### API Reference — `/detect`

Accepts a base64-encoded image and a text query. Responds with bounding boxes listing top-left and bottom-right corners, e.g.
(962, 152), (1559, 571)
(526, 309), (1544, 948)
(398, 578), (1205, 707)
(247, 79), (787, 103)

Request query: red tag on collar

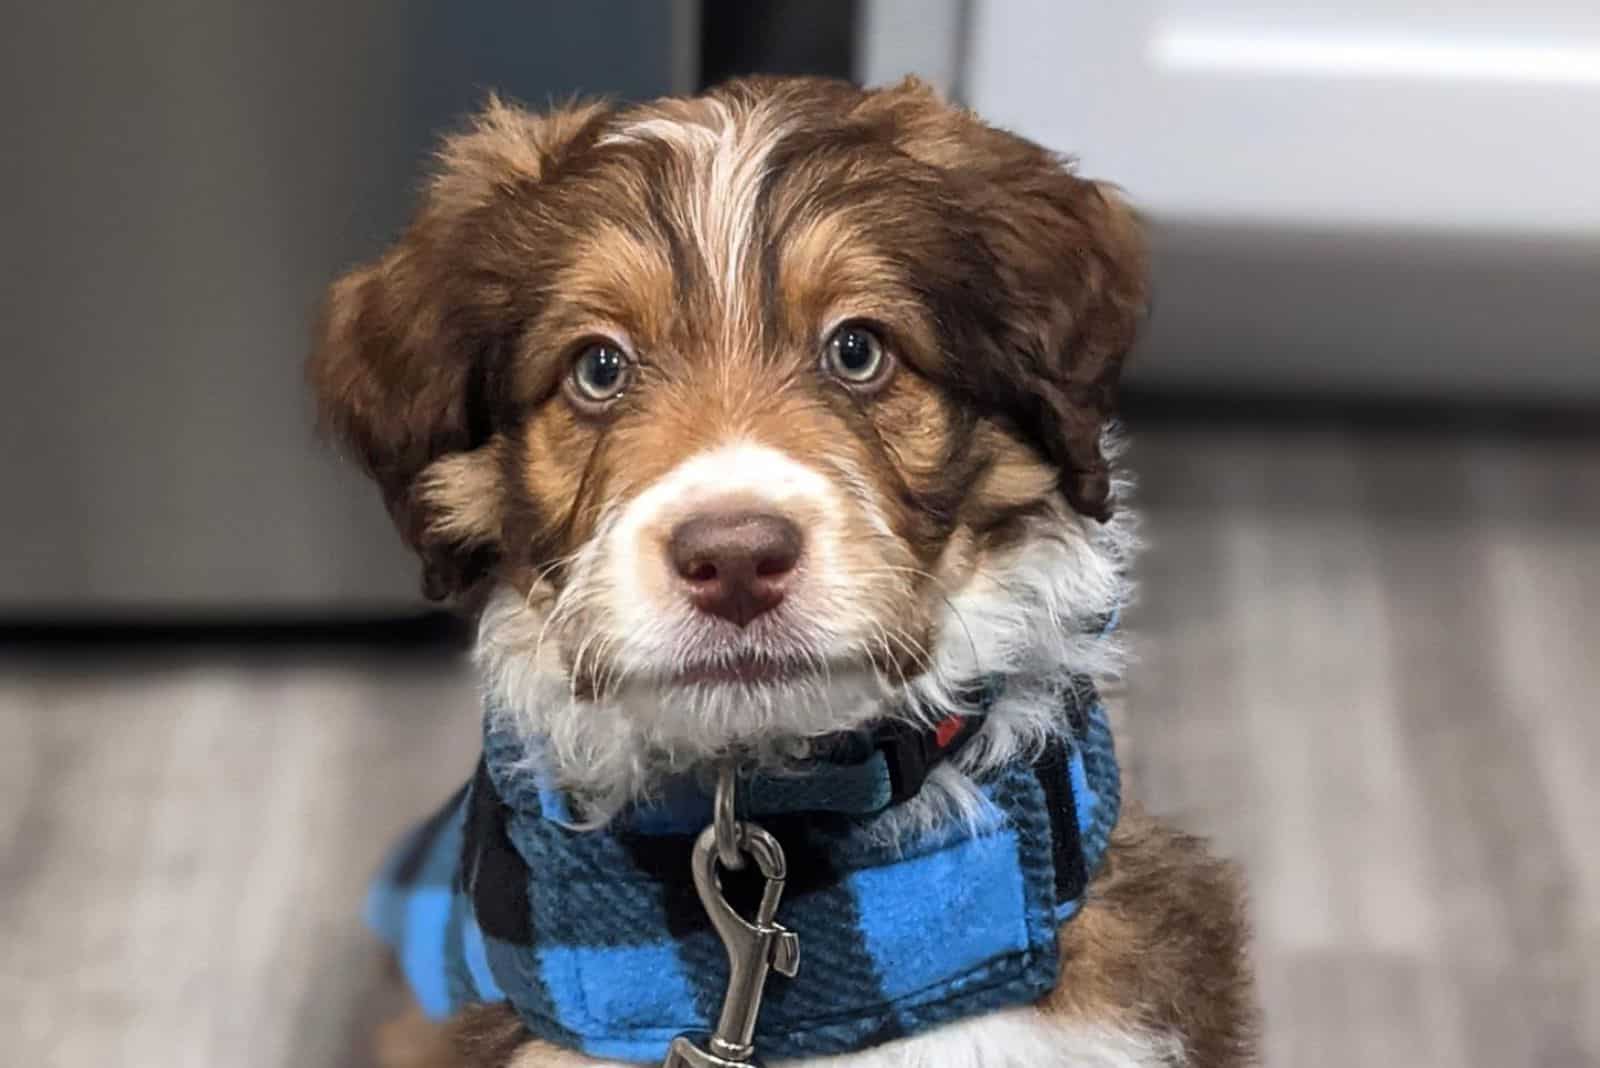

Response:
(934, 715), (967, 750)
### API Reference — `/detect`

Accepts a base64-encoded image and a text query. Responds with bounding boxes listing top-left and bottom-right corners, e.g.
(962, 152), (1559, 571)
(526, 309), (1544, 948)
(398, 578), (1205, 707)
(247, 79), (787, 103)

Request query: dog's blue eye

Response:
(824, 325), (890, 386)
(570, 342), (630, 404)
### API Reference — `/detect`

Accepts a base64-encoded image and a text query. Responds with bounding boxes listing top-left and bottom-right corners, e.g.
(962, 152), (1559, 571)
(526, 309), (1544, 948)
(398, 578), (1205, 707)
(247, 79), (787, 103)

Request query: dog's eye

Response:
(568, 341), (631, 406)
(823, 324), (892, 387)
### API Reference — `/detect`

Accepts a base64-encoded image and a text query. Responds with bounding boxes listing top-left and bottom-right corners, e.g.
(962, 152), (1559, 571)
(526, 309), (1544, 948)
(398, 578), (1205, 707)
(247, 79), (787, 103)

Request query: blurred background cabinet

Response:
(4, 0), (1595, 618)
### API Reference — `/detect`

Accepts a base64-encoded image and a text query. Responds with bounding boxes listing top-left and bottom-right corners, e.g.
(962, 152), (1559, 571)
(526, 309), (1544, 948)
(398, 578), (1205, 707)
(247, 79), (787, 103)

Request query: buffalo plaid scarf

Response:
(367, 674), (1120, 1062)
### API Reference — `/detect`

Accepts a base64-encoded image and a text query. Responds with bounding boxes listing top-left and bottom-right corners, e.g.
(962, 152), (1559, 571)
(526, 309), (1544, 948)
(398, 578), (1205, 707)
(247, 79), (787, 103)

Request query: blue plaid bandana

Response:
(367, 675), (1120, 1063)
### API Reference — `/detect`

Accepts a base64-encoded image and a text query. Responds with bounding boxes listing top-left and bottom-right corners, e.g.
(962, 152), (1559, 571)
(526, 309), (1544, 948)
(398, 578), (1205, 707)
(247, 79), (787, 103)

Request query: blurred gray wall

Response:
(1, 2), (691, 617)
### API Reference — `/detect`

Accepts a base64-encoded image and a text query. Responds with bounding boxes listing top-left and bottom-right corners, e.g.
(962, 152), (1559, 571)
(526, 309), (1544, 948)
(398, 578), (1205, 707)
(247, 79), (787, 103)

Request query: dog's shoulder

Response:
(1042, 803), (1259, 1066)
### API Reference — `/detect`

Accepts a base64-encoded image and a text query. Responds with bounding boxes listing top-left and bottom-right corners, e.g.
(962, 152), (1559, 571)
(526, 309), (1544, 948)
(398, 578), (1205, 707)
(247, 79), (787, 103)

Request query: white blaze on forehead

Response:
(602, 99), (786, 345)
(614, 439), (836, 544)
(620, 438), (838, 518)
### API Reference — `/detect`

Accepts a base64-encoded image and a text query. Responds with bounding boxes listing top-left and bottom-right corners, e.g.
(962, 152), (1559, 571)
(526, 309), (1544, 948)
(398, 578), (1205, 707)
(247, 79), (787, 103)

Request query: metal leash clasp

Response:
(662, 766), (800, 1067)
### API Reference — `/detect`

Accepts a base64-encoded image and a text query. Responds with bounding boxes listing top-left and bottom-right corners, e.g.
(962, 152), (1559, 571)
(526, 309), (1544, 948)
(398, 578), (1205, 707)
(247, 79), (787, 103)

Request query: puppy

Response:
(312, 76), (1254, 1068)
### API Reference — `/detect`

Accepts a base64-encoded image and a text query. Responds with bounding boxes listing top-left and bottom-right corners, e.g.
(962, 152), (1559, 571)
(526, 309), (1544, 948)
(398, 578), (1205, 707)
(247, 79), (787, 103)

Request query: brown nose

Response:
(668, 511), (803, 626)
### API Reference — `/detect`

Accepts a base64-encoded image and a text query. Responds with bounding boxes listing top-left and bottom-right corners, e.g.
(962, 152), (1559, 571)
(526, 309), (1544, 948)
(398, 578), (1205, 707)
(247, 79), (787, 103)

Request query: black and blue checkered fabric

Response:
(367, 679), (1119, 1062)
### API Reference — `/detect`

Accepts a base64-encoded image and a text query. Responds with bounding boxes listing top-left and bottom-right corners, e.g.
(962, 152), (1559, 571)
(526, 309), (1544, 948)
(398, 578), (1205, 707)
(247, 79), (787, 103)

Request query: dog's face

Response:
(312, 77), (1144, 801)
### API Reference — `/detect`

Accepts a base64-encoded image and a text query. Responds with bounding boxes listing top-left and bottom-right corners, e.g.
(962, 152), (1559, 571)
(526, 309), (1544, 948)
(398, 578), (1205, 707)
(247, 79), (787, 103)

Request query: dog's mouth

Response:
(604, 619), (920, 698)
(671, 655), (811, 687)
(640, 642), (891, 696)
(565, 601), (920, 702)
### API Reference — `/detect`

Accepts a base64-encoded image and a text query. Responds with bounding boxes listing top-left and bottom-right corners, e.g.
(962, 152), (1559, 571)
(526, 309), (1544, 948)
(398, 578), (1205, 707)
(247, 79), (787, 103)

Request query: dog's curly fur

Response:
(310, 75), (1257, 1067)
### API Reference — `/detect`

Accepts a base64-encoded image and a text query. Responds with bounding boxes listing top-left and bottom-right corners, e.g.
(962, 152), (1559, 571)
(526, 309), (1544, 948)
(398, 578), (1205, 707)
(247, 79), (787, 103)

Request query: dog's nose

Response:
(668, 511), (802, 626)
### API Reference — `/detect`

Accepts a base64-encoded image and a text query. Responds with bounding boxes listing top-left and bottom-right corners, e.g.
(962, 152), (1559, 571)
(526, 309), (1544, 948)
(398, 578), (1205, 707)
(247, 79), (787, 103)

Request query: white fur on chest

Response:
(553, 1009), (1180, 1068)
(778, 1009), (1182, 1068)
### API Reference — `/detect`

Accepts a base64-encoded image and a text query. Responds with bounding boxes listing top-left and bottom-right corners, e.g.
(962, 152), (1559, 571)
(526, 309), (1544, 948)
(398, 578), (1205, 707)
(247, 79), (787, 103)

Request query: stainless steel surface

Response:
(4, 423), (1597, 1066)
(1, 2), (689, 615)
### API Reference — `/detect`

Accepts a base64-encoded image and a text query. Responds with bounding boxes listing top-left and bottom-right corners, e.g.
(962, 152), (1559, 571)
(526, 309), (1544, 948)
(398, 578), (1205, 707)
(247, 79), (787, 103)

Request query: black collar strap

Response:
(609, 681), (1001, 835)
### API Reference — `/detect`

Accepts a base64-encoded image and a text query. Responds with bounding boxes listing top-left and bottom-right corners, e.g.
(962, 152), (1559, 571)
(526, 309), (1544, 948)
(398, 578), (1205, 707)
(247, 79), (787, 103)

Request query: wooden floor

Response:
(2, 421), (1597, 1067)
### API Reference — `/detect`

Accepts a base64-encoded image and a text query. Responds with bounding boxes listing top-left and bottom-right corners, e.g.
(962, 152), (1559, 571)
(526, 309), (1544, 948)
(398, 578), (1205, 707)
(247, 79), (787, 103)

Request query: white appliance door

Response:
(952, 1), (1600, 399)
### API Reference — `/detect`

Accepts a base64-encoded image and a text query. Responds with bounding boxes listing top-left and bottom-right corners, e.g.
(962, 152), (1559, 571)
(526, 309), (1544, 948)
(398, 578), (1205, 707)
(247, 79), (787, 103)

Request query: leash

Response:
(664, 702), (992, 1062)
(663, 766), (799, 1066)
(663, 682), (1021, 1062)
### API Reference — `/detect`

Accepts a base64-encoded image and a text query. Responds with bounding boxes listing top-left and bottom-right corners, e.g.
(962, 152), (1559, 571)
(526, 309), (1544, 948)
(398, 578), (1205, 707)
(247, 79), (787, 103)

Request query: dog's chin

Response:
(485, 649), (893, 825)
(616, 655), (893, 738)
(566, 648), (896, 775)
(668, 657), (810, 688)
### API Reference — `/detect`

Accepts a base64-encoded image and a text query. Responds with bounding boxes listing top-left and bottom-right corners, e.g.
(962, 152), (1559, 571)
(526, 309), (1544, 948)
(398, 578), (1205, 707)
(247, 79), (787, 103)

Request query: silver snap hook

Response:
(661, 769), (799, 1067)
(714, 763), (745, 871)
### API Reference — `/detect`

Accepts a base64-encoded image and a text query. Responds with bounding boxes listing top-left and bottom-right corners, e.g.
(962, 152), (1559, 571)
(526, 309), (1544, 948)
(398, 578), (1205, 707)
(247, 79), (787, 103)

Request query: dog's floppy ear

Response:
(864, 79), (1148, 521)
(309, 97), (608, 599)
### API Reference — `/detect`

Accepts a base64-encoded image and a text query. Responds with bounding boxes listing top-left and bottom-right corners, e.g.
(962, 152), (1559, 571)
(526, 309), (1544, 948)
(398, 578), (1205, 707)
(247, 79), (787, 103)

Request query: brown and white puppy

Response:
(312, 76), (1255, 1068)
